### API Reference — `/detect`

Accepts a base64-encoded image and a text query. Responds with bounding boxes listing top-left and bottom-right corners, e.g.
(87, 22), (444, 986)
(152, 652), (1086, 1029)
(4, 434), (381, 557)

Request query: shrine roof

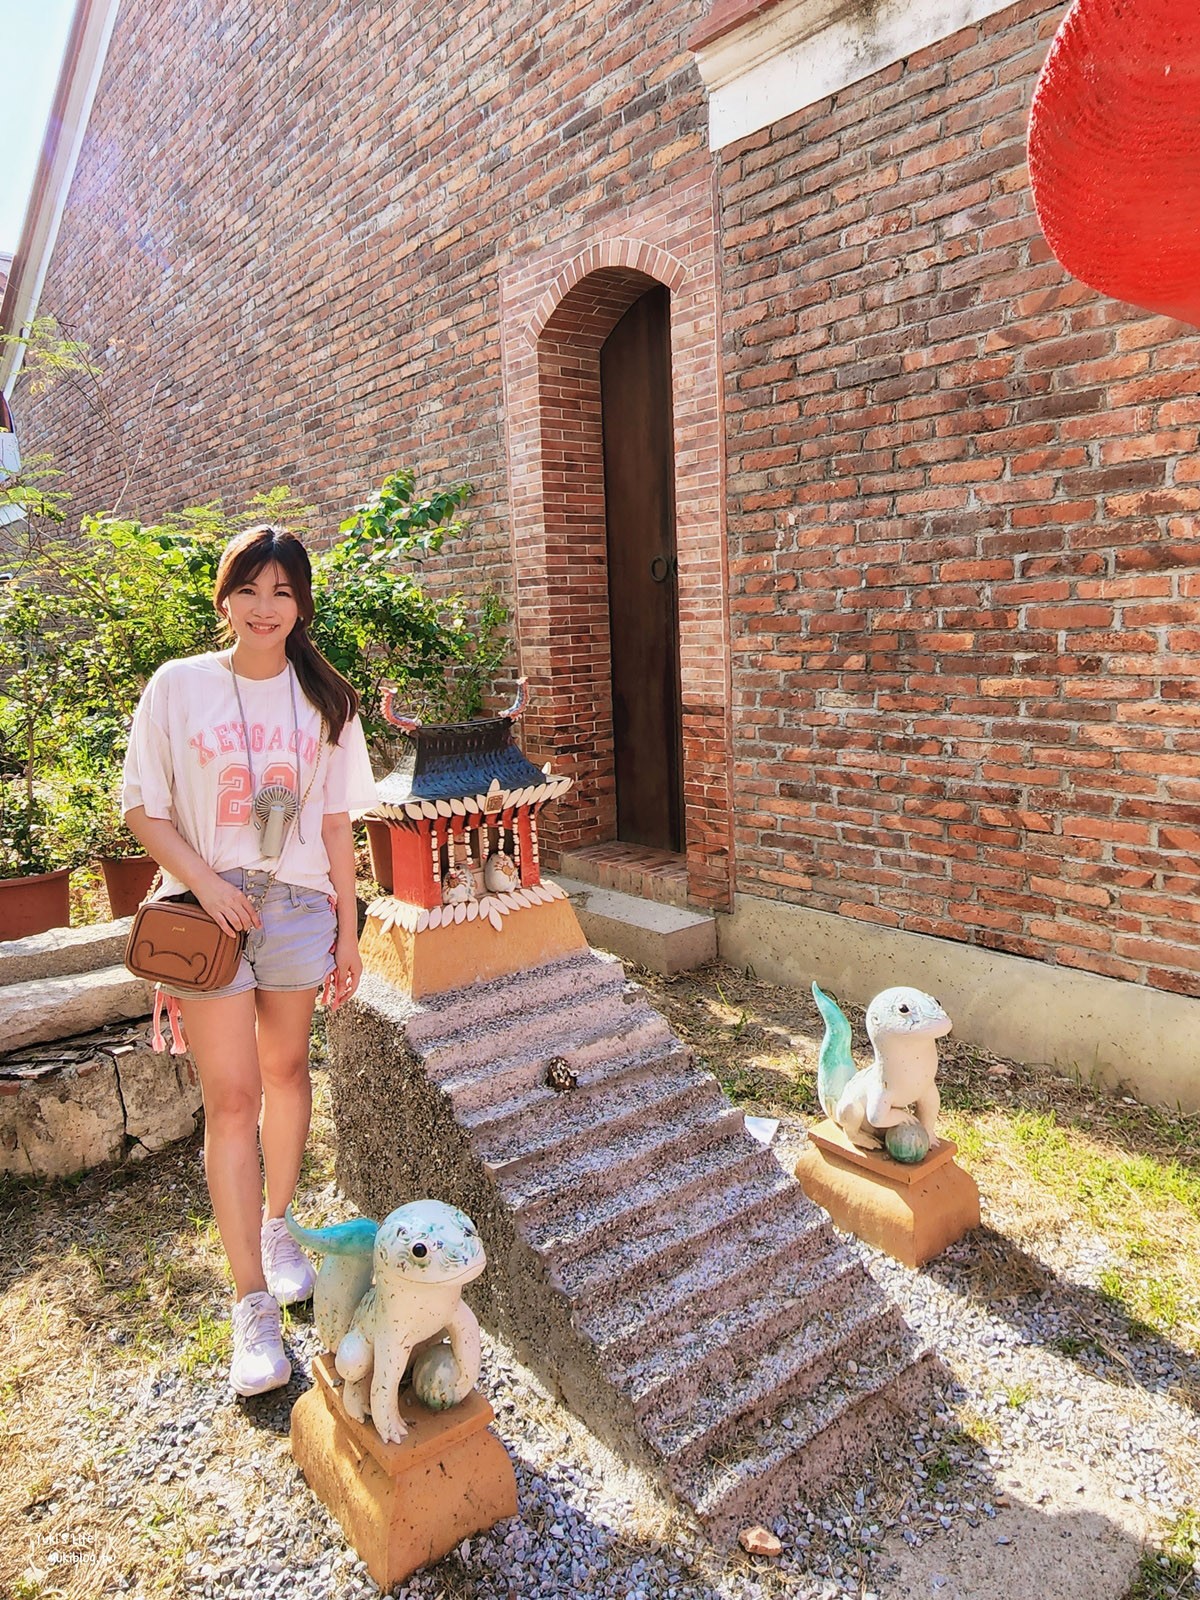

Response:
(372, 716), (567, 812)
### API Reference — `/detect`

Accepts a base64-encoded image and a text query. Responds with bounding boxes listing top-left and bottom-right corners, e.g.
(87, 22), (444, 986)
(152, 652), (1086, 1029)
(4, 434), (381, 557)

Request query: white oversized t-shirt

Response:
(121, 652), (379, 898)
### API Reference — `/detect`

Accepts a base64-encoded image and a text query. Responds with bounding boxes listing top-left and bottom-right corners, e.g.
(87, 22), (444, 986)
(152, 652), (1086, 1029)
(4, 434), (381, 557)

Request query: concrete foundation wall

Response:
(719, 893), (1200, 1114)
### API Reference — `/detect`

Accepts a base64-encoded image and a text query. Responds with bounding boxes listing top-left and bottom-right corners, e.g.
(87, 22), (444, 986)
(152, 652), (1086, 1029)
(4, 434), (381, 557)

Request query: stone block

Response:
(290, 1353), (517, 1591)
(553, 876), (717, 974)
(0, 918), (134, 987)
(0, 1055), (125, 1178)
(0, 1033), (200, 1177)
(114, 1043), (202, 1153)
(0, 965), (152, 1053)
(794, 1120), (981, 1269)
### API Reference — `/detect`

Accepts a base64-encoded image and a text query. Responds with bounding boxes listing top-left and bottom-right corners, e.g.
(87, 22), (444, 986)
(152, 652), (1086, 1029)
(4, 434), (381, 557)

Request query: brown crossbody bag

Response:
(124, 891), (255, 992)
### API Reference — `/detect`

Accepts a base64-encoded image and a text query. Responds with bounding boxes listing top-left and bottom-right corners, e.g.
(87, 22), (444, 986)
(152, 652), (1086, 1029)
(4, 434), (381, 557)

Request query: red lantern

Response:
(1028, 0), (1200, 326)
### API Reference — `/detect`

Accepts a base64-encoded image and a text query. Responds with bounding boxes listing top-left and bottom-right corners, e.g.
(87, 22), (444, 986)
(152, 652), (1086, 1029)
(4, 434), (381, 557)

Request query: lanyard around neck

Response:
(226, 653), (309, 848)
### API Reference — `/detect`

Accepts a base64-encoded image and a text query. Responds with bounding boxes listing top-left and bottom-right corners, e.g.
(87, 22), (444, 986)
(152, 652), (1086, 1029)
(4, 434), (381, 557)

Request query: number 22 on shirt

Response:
(216, 763), (298, 826)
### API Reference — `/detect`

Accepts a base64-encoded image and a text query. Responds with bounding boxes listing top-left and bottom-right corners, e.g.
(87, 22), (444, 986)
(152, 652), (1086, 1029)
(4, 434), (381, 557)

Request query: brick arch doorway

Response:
(530, 262), (681, 861)
(501, 198), (734, 912)
(602, 282), (684, 853)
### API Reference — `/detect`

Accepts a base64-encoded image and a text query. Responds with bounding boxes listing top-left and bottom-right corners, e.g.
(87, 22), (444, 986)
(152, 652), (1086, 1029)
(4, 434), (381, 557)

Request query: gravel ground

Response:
(21, 1117), (1199, 1600)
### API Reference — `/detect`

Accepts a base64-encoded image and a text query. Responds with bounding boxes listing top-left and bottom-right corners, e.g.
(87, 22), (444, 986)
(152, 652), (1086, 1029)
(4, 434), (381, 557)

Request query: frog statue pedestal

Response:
(290, 1356), (516, 1591)
(794, 984), (980, 1268)
(287, 1200), (517, 1589)
(795, 1120), (980, 1269)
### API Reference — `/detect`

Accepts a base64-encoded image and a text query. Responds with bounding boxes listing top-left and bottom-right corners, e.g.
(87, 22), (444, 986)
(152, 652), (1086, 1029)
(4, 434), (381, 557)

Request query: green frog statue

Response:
(285, 1198), (486, 1445)
(813, 982), (952, 1163)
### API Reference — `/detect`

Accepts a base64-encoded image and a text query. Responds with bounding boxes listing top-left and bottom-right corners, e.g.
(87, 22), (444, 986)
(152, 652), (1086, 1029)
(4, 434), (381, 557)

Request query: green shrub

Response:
(0, 472), (509, 875)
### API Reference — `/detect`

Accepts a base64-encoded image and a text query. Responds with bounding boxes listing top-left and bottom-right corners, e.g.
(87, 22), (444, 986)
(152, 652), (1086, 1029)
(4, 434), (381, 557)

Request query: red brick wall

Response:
(20, 0), (708, 587)
(22, 0), (1200, 987)
(20, 0), (731, 902)
(718, 0), (1200, 996)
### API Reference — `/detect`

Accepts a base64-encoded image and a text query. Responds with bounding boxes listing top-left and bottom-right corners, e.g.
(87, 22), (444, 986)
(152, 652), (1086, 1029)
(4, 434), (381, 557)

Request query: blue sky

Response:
(0, 0), (78, 257)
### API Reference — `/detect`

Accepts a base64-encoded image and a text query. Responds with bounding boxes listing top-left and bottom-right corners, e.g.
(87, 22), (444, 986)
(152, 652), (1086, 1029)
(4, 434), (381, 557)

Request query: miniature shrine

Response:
(359, 682), (587, 996)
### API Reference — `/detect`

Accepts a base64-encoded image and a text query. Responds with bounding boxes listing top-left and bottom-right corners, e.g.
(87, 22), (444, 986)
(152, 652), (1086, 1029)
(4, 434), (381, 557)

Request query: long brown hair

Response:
(214, 526), (359, 746)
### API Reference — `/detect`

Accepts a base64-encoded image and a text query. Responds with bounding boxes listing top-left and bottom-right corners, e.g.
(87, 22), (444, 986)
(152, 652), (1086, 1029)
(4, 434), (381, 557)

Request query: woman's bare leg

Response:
(255, 986), (320, 1222)
(177, 989), (266, 1300)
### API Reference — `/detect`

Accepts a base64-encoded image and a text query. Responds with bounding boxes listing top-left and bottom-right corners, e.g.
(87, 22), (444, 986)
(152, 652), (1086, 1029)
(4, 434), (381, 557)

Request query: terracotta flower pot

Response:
(364, 817), (395, 894)
(99, 854), (160, 918)
(0, 866), (72, 941)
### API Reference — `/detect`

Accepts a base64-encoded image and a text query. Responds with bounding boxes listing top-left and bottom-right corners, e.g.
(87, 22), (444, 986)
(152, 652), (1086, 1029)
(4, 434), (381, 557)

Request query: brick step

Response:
(443, 1010), (677, 1121)
(554, 877), (717, 977)
(496, 1090), (741, 1214)
(613, 1244), (865, 1419)
(645, 1289), (906, 1473)
(557, 1161), (799, 1303)
(403, 950), (627, 1052)
(519, 1119), (766, 1266)
(559, 845), (689, 909)
(679, 1338), (933, 1546)
(576, 1201), (835, 1364)
(481, 1061), (723, 1175)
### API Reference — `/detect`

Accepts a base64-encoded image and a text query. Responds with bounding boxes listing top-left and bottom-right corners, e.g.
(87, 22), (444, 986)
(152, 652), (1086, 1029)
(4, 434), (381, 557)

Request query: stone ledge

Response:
(552, 876), (717, 975)
(0, 963), (152, 1053)
(0, 917), (133, 987)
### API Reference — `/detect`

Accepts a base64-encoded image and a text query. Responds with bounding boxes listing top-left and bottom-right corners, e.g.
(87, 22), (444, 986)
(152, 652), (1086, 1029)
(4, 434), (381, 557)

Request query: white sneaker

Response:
(230, 1291), (291, 1396)
(261, 1216), (316, 1306)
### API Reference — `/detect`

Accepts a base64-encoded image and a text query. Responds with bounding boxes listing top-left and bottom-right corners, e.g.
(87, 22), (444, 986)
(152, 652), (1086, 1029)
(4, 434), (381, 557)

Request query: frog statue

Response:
(813, 982), (952, 1160)
(285, 1198), (486, 1445)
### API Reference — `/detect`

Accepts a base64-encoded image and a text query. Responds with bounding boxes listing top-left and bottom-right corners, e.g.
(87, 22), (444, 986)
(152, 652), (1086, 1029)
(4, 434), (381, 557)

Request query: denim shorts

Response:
(161, 868), (337, 1001)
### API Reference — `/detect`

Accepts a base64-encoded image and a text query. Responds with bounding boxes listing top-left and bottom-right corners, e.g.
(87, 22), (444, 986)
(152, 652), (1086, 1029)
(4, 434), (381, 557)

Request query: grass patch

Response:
(955, 1403), (1001, 1447)
(637, 960), (1200, 1359)
(1124, 1509), (1200, 1600)
(940, 1107), (1200, 1353)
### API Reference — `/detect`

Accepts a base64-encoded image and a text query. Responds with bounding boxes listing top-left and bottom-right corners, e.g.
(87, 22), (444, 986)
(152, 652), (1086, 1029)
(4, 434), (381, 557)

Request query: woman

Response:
(123, 526), (379, 1397)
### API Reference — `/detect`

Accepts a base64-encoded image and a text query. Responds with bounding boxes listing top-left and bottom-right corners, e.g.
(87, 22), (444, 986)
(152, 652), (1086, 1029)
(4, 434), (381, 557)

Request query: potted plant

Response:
(59, 770), (158, 918)
(0, 785), (72, 938)
(0, 571), (78, 938)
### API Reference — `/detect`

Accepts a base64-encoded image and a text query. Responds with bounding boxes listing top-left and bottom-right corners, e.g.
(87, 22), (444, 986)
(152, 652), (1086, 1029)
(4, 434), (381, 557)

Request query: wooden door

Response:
(600, 284), (684, 852)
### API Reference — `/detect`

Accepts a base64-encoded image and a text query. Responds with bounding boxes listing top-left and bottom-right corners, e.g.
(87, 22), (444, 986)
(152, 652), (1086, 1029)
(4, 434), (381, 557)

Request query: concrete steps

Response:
(496, 1089), (741, 1213)
(552, 875), (717, 975)
(646, 1287), (902, 1465)
(576, 1201), (836, 1360)
(556, 1161), (799, 1301)
(682, 1322), (929, 1534)
(327, 947), (932, 1546)
(442, 1013), (678, 1122)
(519, 1116), (760, 1265)
(479, 1056), (715, 1172)
(614, 1246), (866, 1415)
